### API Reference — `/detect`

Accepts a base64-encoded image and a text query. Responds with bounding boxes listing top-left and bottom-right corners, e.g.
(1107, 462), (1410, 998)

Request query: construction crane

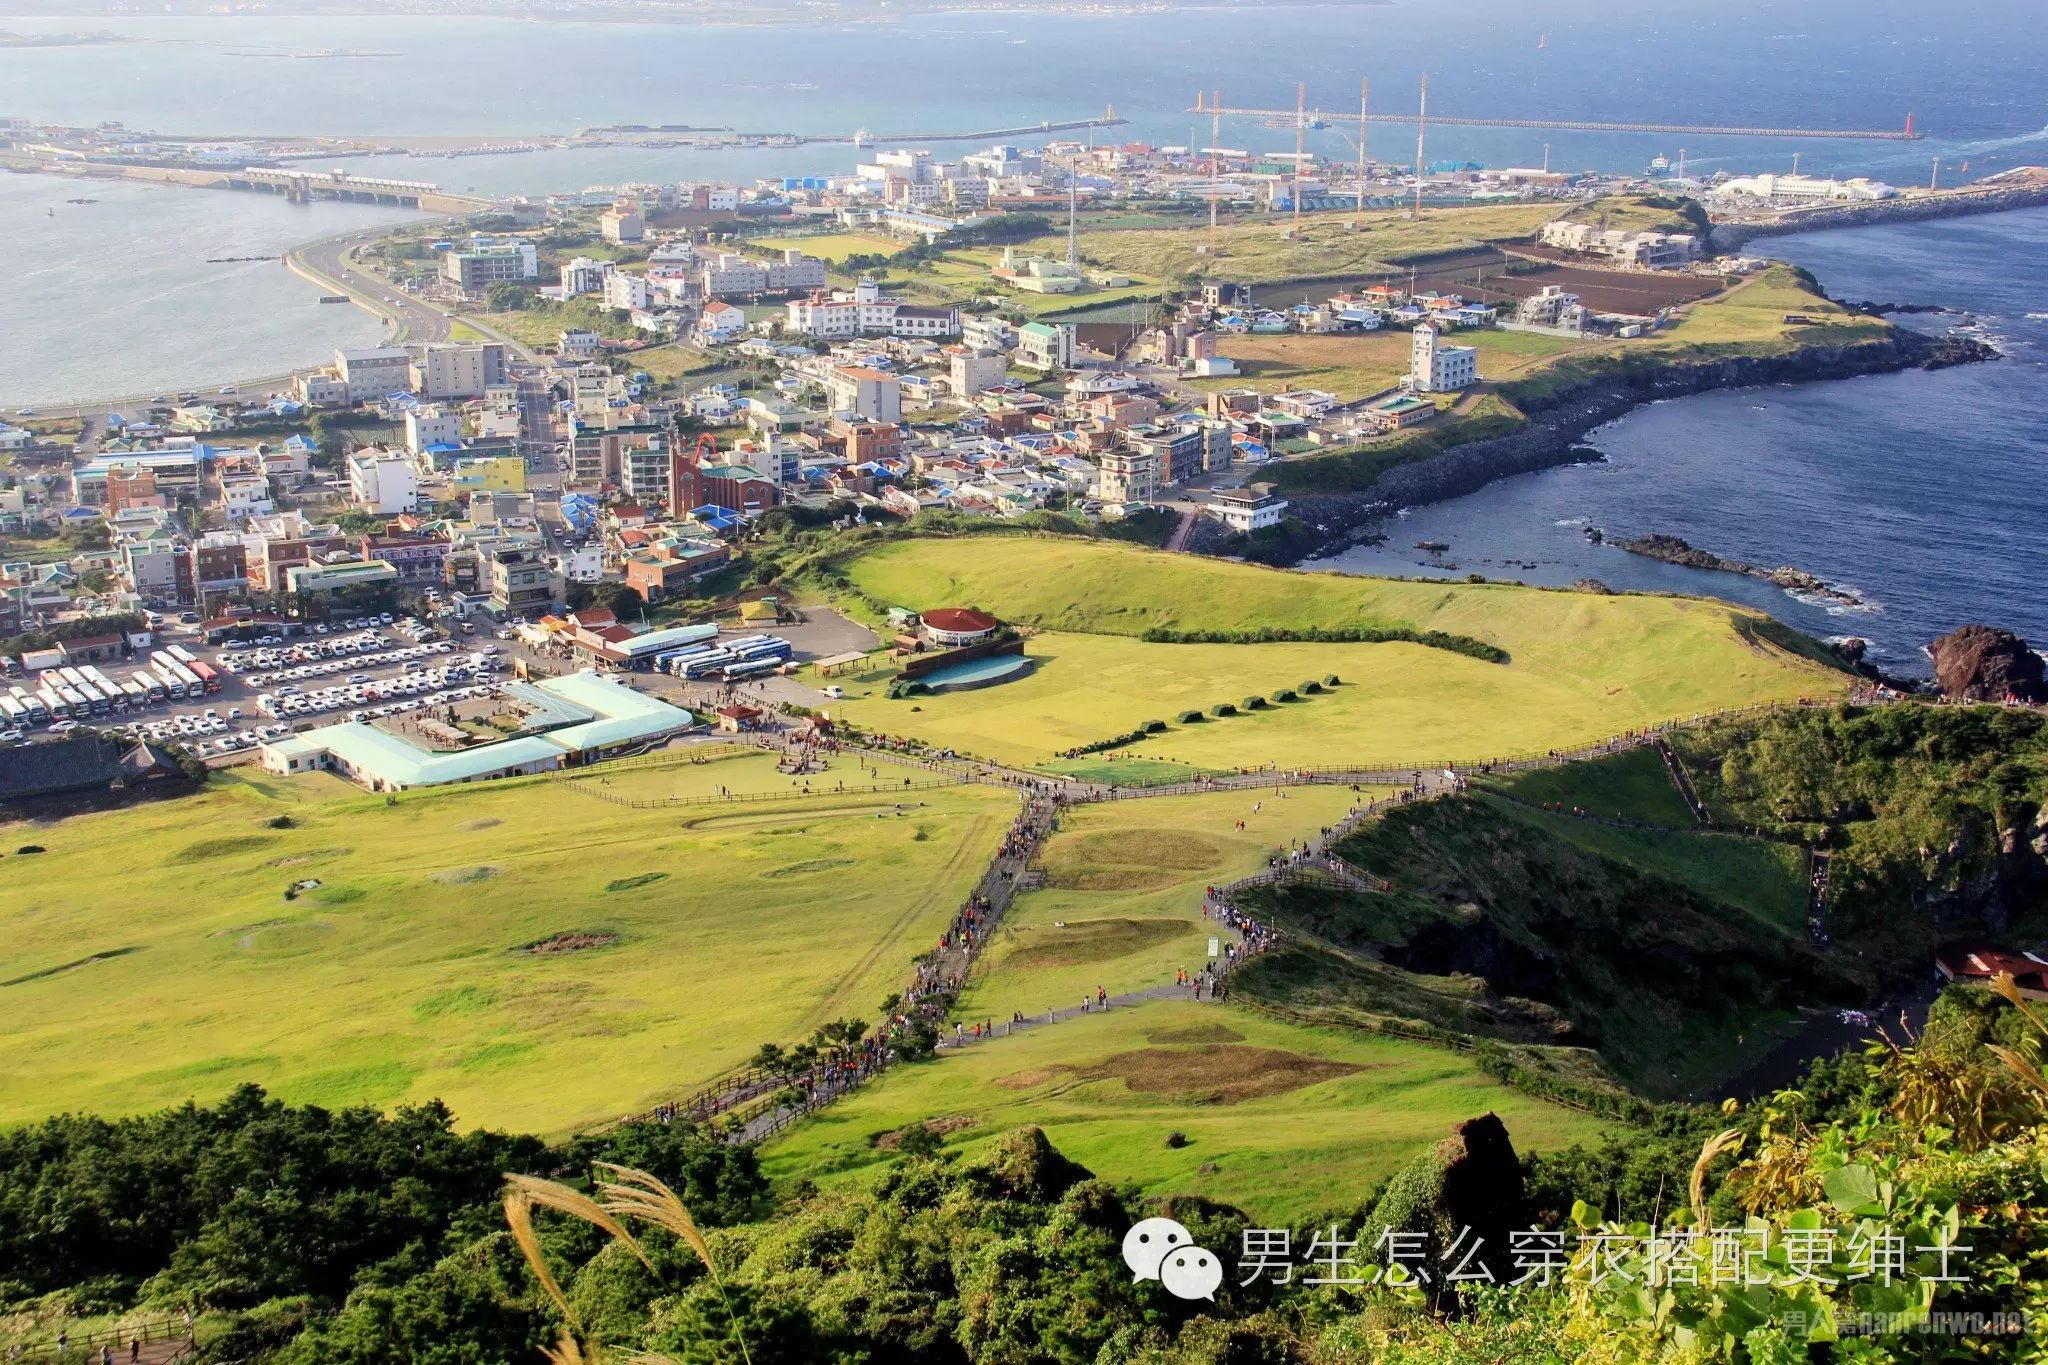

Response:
(1190, 92), (1924, 141)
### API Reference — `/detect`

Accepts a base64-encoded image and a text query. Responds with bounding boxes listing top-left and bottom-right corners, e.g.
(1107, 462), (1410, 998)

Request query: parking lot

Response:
(7, 612), (515, 761)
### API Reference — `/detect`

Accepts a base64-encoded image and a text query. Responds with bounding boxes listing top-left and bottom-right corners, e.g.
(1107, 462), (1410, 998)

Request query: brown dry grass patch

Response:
(1147, 1023), (1247, 1045)
(1081, 1044), (1366, 1104)
(993, 1066), (1061, 1091)
(1005, 917), (1188, 968)
(874, 1114), (979, 1149)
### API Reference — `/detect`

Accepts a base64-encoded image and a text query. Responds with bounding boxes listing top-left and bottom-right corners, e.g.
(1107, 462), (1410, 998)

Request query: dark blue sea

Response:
(1320, 207), (2048, 673)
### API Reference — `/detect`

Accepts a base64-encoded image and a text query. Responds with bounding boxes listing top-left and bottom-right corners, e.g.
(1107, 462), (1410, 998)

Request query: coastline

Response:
(1236, 327), (1983, 568)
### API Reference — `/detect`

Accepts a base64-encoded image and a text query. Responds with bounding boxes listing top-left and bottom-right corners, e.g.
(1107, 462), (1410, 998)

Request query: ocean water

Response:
(4, 0), (2048, 196)
(1318, 207), (2048, 671)
(0, 173), (424, 407)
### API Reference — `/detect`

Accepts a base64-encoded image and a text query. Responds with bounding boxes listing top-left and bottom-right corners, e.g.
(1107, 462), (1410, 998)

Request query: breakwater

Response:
(1711, 177), (2048, 250)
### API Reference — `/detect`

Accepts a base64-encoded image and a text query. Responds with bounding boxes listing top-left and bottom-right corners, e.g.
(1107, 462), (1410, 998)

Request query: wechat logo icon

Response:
(1123, 1218), (1223, 1301)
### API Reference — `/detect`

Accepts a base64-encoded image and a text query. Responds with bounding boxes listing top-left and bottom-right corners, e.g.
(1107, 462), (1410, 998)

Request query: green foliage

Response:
(1141, 624), (1509, 665)
(0, 1085), (763, 1316)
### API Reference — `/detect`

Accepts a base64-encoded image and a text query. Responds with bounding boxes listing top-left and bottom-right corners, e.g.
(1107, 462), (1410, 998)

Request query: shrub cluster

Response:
(1141, 625), (1508, 664)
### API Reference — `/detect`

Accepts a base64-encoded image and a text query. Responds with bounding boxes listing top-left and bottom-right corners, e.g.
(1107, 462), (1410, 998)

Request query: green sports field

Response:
(761, 998), (1609, 1221)
(835, 538), (1850, 769)
(0, 759), (1013, 1134)
(957, 785), (1387, 1023)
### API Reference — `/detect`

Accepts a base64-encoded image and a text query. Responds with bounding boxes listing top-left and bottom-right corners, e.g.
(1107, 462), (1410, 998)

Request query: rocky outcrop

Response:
(1930, 625), (2047, 703)
(1611, 533), (1862, 606)
(1363, 1113), (1528, 1311)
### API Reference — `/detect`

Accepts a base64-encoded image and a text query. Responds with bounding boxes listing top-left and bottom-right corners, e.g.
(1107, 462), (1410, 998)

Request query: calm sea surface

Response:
(1319, 208), (2048, 671)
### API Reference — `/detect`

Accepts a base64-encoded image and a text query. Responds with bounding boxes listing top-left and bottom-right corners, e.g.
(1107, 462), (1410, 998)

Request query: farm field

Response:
(1188, 326), (1591, 399)
(761, 999), (1609, 1221)
(835, 538), (1851, 768)
(0, 769), (1014, 1134)
(956, 786), (1387, 1023)
(753, 232), (904, 262)
(1054, 201), (1561, 284)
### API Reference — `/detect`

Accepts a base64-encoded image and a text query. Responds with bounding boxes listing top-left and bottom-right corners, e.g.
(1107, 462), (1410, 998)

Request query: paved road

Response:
(288, 231), (452, 346)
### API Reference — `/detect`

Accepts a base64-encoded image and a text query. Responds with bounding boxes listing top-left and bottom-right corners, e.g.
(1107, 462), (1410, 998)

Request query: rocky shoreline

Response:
(1604, 533), (1863, 607)
(1247, 328), (1998, 568)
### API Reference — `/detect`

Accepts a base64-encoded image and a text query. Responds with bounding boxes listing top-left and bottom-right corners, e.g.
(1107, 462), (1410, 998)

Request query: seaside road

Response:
(288, 231), (452, 347)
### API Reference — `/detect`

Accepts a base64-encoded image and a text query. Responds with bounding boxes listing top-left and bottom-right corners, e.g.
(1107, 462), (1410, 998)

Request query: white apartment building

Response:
(1512, 285), (1585, 331)
(412, 342), (506, 399)
(558, 329), (603, 357)
(560, 256), (614, 297)
(1206, 484), (1288, 533)
(347, 450), (421, 514)
(962, 315), (1016, 352)
(1015, 321), (1075, 372)
(826, 366), (904, 425)
(948, 347), (1008, 396)
(404, 405), (463, 454)
(646, 241), (697, 279)
(441, 240), (538, 289)
(699, 249), (828, 298)
(334, 347), (414, 404)
(604, 272), (657, 312)
(1410, 324), (1478, 393)
(1536, 220), (1699, 269)
(783, 279), (959, 340)
(600, 207), (645, 243)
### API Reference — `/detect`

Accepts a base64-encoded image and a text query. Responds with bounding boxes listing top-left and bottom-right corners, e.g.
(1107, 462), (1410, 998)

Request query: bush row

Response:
(1140, 625), (1509, 665)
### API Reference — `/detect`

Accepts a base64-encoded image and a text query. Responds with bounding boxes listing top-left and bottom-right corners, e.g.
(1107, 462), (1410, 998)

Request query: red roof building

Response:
(920, 607), (999, 646)
(1936, 943), (2048, 999)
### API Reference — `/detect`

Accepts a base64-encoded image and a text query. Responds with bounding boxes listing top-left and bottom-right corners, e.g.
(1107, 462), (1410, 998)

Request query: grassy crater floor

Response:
(760, 999), (1608, 1222)
(957, 785), (1392, 1023)
(835, 538), (1849, 769)
(0, 761), (1013, 1134)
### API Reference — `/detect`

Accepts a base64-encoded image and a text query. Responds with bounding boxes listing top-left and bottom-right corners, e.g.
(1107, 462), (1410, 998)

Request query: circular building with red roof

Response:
(919, 607), (1000, 647)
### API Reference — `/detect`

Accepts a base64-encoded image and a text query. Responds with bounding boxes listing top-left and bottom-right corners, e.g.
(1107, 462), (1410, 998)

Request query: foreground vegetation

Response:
(0, 761), (1011, 1132)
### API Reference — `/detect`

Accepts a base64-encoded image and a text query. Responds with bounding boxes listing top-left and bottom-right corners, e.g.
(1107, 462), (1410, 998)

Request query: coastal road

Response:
(287, 231), (452, 346)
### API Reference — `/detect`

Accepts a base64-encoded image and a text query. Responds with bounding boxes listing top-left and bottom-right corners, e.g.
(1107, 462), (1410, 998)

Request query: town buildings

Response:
(440, 240), (539, 290)
(1410, 323), (1479, 393)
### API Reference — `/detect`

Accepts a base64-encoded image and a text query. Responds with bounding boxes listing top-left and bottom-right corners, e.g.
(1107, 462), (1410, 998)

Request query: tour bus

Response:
(0, 695), (24, 727)
(722, 657), (782, 682)
(139, 675), (166, 704)
(55, 665), (88, 692)
(15, 690), (50, 726)
(680, 650), (739, 680)
(71, 679), (109, 714)
(153, 663), (188, 701)
(167, 644), (198, 666)
(38, 688), (70, 721)
(56, 686), (88, 717)
(123, 680), (150, 709)
(187, 659), (220, 692)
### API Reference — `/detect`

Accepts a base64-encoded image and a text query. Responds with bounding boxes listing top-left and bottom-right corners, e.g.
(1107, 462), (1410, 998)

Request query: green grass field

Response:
(1487, 747), (1701, 828)
(760, 999), (1609, 1220)
(753, 232), (904, 263)
(957, 787), (1384, 1023)
(835, 539), (1849, 769)
(0, 763), (1013, 1134)
(1482, 797), (1810, 938)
